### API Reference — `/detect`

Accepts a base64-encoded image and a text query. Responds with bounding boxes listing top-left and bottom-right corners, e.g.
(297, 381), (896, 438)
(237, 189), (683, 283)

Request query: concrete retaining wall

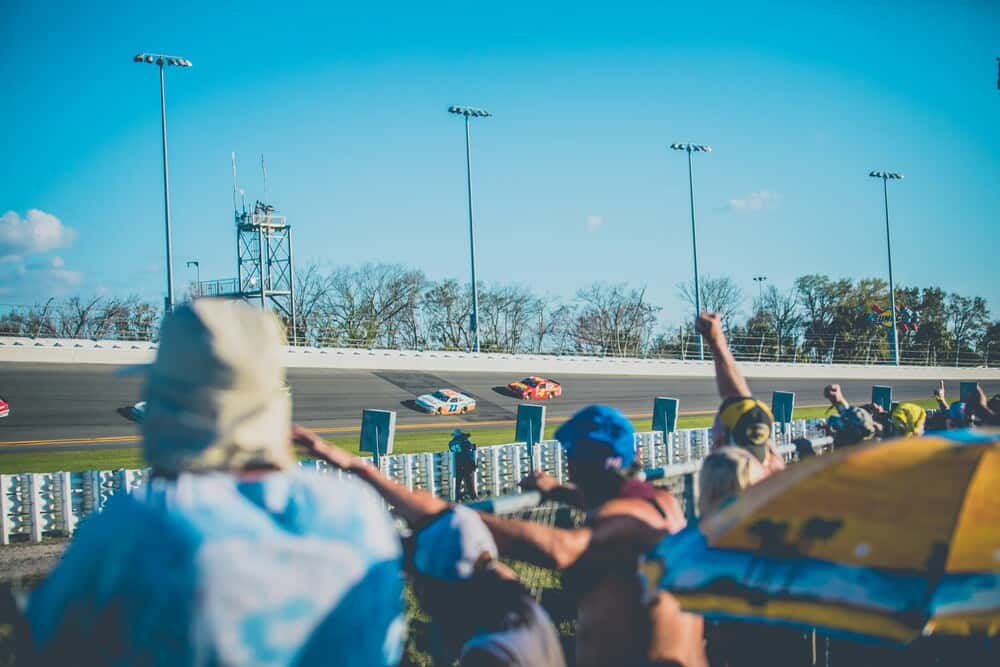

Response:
(1, 336), (996, 380)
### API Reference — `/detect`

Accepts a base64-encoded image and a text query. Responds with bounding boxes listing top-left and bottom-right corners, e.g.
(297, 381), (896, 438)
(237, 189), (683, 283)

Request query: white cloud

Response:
(0, 209), (77, 259)
(0, 255), (84, 298)
(727, 190), (781, 213)
(586, 215), (603, 231)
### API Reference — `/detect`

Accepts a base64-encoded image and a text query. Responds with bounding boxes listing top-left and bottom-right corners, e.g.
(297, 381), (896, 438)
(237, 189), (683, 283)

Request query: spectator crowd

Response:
(12, 301), (1000, 665)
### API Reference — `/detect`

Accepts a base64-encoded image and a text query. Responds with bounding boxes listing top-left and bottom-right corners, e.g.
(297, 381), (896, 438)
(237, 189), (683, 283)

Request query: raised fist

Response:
(824, 384), (845, 405)
(695, 312), (723, 343)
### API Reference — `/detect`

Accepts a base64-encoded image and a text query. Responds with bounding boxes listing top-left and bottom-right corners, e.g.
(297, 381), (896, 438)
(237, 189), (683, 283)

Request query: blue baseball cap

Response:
(555, 405), (636, 469)
(948, 401), (967, 424)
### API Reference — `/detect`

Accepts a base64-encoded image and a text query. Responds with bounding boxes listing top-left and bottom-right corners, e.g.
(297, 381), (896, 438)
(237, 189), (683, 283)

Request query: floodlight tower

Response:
(133, 52), (192, 314)
(869, 170), (904, 366)
(448, 105), (491, 353)
(670, 142), (712, 360)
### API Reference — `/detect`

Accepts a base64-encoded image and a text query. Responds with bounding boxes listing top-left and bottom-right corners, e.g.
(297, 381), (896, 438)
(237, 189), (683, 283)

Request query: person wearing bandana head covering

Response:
(890, 402), (927, 436)
(27, 300), (406, 667)
(696, 313), (785, 475)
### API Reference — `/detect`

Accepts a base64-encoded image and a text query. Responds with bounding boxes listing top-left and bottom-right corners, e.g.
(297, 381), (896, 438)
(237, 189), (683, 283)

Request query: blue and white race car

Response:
(415, 389), (477, 415)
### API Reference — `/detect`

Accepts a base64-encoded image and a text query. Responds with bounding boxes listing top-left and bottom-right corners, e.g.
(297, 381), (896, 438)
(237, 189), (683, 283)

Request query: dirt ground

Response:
(0, 541), (66, 587)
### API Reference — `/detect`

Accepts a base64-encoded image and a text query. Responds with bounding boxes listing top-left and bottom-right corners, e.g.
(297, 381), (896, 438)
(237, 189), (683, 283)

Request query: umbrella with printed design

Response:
(640, 429), (1000, 643)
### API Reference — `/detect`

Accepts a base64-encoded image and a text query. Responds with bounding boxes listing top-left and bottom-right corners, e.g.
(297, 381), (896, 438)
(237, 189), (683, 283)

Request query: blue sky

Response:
(2, 1), (997, 327)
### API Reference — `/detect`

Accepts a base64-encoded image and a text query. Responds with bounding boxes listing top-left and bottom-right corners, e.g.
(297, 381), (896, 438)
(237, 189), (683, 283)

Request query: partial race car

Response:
(129, 382), (288, 423)
(0, 396), (9, 419)
(415, 389), (477, 415)
(506, 376), (562, 400)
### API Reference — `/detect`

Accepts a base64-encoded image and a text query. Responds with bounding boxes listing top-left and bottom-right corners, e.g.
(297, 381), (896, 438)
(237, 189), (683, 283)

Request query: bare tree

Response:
(759, 285), (803, 361)
(477, 284), (541, 353)
(317, 263), (427, 348)
(423, 278), (471, 350)
(529, 297), (572, 354)
(569, 283), (660, 356)
(677, 275), (744, 324)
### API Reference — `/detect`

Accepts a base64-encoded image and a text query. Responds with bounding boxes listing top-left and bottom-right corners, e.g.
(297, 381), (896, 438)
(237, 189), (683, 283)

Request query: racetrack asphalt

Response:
(0, 362), (996, 453)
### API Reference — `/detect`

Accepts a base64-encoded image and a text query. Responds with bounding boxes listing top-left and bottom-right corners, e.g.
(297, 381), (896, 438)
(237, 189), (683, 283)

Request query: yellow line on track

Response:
(0, 404), (842, 450)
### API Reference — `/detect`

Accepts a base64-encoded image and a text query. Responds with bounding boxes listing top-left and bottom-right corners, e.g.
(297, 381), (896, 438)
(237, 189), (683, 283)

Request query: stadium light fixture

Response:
(448, 106), (492, 118)
(133, 52), (192, 314)
(448, 104), (492, 353)
(869, 170), (905, 366)
(670, 142), (713, 360)
(753, 275), (768, 307)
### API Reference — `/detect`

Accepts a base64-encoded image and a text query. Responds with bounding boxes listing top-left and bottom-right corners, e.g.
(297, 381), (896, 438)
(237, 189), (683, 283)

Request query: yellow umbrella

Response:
(641, 428), (1000, 642)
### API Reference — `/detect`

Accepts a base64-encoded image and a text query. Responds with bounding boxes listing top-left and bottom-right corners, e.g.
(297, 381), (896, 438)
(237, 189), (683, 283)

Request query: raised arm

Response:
(933, 381), (949, 412)
(292, 425), (448, 525)
(696, 312), (752, 399)
(824, 384), (850, 412)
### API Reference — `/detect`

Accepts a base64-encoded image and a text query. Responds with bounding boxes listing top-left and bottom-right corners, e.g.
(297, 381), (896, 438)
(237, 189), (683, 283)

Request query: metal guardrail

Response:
(0, 420), (828, 545)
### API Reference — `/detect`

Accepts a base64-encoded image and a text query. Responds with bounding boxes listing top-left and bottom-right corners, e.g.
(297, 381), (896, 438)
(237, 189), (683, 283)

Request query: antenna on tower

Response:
(231, 152), (239, 216)
(261, 154), (269, 205)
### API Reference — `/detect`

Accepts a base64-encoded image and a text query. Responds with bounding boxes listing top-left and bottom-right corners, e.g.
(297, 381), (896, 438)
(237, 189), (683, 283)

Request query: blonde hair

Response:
(698, 446), (758, 519)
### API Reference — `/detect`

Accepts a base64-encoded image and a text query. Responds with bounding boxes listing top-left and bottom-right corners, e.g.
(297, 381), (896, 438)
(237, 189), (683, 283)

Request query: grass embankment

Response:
(0, 400), (940, 474)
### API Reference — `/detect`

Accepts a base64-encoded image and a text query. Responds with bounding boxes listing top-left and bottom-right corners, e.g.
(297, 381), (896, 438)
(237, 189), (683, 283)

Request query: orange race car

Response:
(506, 376), (562, 400)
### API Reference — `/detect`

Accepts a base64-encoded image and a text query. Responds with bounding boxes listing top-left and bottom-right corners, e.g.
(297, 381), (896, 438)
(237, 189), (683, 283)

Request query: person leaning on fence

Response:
(450, 428), (479, 501)
(293, 427), (566, 667)
(696, 313), (784, 475)
(25, 300), (406, 667)
(479, 405), (708, 667)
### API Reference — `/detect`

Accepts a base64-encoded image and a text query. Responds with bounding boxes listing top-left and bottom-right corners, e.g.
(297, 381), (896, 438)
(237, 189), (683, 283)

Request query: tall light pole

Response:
(133, 52), (192, 314)
(670, 143), (712, 360)
(448, 105), (491, 353)
(186, 260), (200, 298)
(869, 170), (904, 366)
(753, 275), (768, 311)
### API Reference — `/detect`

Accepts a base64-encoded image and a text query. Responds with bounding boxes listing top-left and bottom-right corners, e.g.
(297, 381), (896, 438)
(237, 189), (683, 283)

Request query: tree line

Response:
(1, 264), (995, 366)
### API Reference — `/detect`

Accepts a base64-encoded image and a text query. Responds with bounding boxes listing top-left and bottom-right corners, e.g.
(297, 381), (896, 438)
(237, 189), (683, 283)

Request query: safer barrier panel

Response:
(0, 420), (830, 544)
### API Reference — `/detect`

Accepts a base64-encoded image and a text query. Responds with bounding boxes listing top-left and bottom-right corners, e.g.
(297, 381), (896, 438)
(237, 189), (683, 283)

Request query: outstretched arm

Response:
(479, 508), (666, 571)
(696, 313), (752, 399)
(519, 471), (586, 508)
(292, 425), (448, 525)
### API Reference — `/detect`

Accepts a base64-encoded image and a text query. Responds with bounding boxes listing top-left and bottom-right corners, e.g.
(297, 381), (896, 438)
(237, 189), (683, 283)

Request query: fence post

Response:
(554, 442), (564, 484)
(490, 446), (501, 497)
(29, 473), (44, 543)
(424, 452), (436, 498)
(682, 472), (698, 521)
(0, 475), (10, 545)
(403, 454), (414, 491)
(60, 472), (76, 536)
(512, 445), (523, 492)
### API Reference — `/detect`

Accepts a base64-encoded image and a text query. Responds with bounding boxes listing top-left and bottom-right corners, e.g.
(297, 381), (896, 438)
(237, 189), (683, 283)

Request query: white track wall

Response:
(1, 337), (996, 380)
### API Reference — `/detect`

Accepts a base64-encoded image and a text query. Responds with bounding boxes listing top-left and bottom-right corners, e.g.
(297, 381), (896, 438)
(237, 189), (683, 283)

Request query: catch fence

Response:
(0, 419), (829, 545)
(1, 302), (993, 368)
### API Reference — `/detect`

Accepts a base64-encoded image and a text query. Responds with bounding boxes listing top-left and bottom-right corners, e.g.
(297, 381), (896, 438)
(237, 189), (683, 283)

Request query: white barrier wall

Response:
(0, 419), (828, 545)
(1, 337), (996, 380)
